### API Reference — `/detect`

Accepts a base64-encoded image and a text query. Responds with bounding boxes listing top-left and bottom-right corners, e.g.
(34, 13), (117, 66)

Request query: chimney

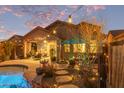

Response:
(68, 15), (72, 23)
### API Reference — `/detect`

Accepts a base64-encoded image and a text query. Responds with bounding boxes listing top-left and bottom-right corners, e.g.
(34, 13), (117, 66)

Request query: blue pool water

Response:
(0, 72), (32, 88)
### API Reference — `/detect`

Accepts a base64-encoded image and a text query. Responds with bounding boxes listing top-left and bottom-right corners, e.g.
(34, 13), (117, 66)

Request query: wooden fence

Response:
(108, 40), (124, 87)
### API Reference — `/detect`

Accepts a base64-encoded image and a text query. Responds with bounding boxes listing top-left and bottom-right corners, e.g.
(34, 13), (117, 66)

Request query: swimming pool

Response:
(0, 72), (32, 88)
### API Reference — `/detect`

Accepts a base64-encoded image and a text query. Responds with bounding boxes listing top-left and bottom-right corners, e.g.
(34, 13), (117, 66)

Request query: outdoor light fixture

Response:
(96, 72), (98, 76)
(43, 40), (47, 43)
(53, 30), (56, 34)
(68, 15), (72, 23)
(47, 35), (50, 37)
(15, 40), (17, 43)
(106, 55), (109, 58)
(72, 56), (75, 59)
(91, 77), (95, 81)
(18, 40), (21, 42)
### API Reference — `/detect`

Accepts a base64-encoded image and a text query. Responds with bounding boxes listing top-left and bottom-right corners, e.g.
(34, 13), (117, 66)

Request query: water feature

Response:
(0, 65), (31, 88)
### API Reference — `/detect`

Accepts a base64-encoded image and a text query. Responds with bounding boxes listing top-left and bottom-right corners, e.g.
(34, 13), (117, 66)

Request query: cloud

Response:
(0, 25), (16, 36)
(0, 6), (12, 14)
(0, 25), (6, 32)
(25, 16), (51, 29)
(25, 20), (36, 29)
(12, 11), (24, 17)
(0, 6), (26, 17)
(57, 9), (68, 20)
(66, 5), (80, 9)
(24, 6), (84, 28)
(92, 5), (105, 11)
(6, 30), (17, 35)
(85, 5), (106, 15)
(0, 5), (106, 31)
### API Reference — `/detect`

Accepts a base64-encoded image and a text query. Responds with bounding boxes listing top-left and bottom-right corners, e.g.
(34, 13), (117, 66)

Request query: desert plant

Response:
(3, 41), (14, 60)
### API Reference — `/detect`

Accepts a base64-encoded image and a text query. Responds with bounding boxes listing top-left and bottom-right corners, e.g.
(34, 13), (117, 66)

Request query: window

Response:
(90, 43), (97, 53)
(73, 44), (85, 53)
(64, 44), (70, 52)
(91, 31), (97, 40)
(31, 42), (37, 52)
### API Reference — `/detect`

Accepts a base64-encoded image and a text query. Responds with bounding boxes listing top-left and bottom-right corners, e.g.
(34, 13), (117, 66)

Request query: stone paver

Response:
(55, 70), (69, 75)
(56, 64), (68, 70)
(58, 84), (79, 88)
(56, 75), (72, 84)
(55, 63), (79, 88)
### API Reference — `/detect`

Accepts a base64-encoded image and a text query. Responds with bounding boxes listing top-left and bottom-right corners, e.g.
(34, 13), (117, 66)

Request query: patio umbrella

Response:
(61, 38), (85, 44)
(61, 38), (86, 60)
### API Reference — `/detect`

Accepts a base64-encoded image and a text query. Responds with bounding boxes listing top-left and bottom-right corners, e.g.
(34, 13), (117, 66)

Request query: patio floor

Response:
(0, 59), (98, 88)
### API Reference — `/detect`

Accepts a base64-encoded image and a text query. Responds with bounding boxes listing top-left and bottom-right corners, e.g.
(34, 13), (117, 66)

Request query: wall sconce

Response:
(68, 15), (72, 23)
(53, 30), (56, 34)
(43, 40), (47, 43)
(47, 35), (50, 37)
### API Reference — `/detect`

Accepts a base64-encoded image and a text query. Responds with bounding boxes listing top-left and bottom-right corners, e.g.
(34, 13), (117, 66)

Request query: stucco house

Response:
(45, 20), (102, 60)
(0, 16), (103, 64)
(0, 35), (23, 60)
(23, 26), (61, 63)
(8, 35), (24, 59)
(22, 17), (102, 63)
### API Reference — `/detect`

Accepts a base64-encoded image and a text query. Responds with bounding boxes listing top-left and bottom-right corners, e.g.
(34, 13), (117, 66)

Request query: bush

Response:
(35, 53), (42, 58)
(58, 60), (68, 64)
(51, 56), (56, 61)
(43, 64), (54, 77)
(69, 59), (75, 66)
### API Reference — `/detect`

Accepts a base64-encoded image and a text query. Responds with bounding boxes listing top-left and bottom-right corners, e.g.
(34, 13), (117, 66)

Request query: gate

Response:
(108, 40), (124, 87)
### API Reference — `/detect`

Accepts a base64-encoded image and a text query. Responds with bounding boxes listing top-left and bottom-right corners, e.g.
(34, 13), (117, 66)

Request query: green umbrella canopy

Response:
(61, 38), (85, 44)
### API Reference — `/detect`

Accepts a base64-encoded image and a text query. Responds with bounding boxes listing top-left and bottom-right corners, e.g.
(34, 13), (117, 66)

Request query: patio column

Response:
(14, 45), (17, 59)
(61, 45), (64, 60)
(24, 41), (27, 58)
(57, 40), (61, 62)
(70, 44), (73, 58)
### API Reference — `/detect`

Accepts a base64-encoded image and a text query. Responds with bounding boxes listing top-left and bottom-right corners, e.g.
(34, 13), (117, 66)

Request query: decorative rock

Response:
(59, 84), (79, 88)
(56, 75), (72, 84)
(55, 70), (69, 75)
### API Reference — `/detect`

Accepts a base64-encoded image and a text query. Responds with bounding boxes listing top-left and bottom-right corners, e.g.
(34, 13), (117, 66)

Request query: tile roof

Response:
(8, 35), (23, 41)
(45, 20), (80, 40)
(23, 26), (49, 40)
(109, 30), (124, 37)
